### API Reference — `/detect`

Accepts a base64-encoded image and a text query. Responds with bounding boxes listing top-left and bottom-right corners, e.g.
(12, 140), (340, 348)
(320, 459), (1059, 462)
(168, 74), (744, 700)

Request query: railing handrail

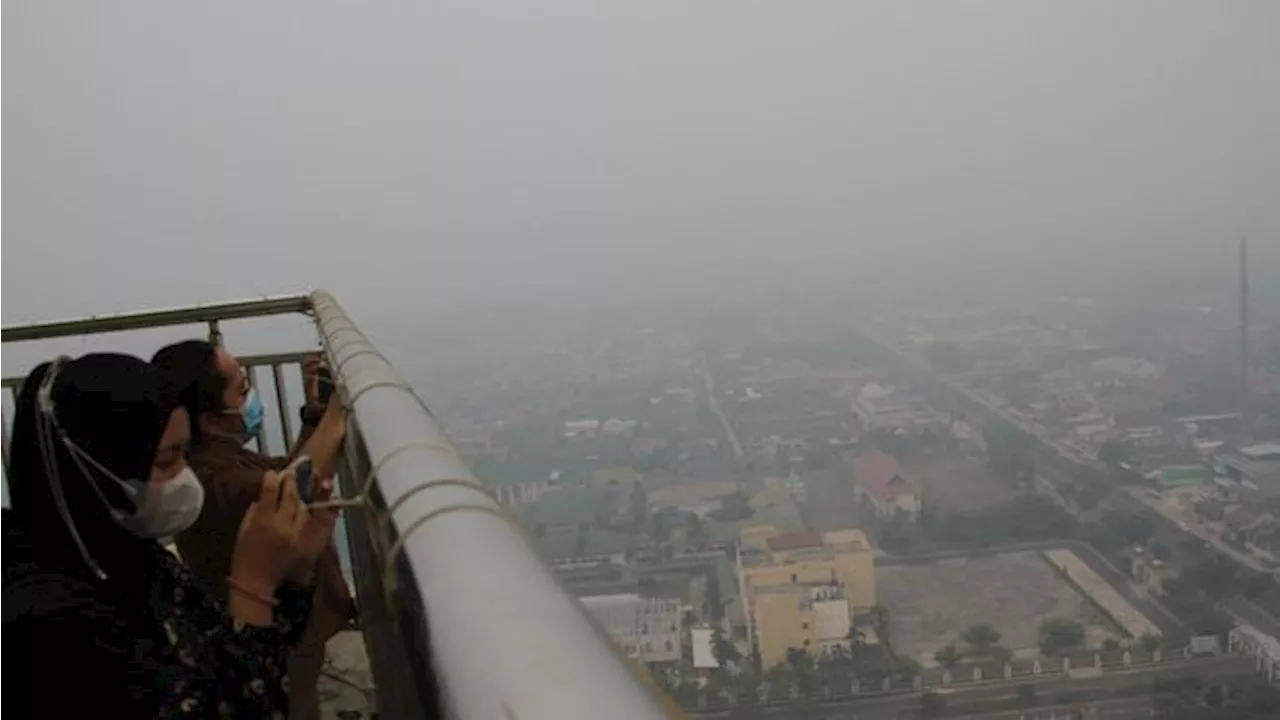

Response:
(310, 290), (670, 719)
(0, 294), (313, 343)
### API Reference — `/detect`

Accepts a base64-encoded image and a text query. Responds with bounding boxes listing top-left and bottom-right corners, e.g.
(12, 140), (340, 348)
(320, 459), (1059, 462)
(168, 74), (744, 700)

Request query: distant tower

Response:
(1240, 236), (1250, 407)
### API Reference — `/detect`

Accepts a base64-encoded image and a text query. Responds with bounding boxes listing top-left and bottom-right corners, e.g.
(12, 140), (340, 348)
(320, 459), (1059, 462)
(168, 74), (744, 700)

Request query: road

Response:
(697, 341), (745, 459)
(1123, 487), (1270, 573)
(861, 327), (1104, 474)
(944, 695), (1167, 719)
(690, 656), (1253, 719)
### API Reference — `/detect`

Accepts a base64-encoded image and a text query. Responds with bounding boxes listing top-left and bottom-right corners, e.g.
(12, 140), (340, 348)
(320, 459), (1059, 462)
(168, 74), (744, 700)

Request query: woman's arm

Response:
(299, 401), (347, 480)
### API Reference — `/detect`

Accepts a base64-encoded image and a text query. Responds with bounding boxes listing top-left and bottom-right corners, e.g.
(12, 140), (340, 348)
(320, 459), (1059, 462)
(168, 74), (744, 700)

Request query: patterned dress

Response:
(4, 520), (312, 718)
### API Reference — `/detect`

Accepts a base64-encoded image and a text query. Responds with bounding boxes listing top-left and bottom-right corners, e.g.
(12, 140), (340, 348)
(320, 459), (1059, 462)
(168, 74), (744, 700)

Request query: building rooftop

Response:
(1234, 624), (1280, 659)
(765, 530), (825, 552)
(580, 595), (681, 631)
(852, 448), (919, 499)
(690, 628), (718, 669)
(1242, 443), (1280, 460)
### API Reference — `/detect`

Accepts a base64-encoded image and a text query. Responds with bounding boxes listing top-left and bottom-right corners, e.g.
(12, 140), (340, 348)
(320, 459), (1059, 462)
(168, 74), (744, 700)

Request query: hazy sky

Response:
(4, 1), (1277, 345)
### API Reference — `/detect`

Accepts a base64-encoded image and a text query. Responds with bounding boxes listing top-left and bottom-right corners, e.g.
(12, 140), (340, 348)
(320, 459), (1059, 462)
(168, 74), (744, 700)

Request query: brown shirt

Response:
(177, 434), (352, 650)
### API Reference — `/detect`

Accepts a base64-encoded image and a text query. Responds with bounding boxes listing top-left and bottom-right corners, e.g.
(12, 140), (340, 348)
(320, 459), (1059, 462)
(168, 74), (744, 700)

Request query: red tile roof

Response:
(765, 531), (824, 552)
(852, 448), (919, 500)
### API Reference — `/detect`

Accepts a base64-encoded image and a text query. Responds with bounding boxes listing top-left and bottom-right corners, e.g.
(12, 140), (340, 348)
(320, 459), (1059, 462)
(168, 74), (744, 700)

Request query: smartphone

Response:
(284, 455), (314, 503)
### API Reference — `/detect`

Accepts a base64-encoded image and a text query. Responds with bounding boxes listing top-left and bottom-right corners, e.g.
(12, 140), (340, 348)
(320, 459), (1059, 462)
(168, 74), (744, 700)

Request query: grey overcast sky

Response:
(4, 1), (1278, 336)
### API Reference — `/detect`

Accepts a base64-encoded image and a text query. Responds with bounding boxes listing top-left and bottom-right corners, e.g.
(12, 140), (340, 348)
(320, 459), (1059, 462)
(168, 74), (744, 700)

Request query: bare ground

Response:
(876, 550), (1125, 666)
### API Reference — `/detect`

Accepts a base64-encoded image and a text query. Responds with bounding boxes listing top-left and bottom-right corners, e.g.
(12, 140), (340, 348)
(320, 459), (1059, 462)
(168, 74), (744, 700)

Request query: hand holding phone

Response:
(284, 455), (314, 504)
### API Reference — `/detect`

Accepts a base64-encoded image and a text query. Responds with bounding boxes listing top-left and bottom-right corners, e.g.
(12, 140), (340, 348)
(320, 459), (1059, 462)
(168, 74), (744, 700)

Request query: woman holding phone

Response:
(3, 354), (338, 717)
(152, 342), (352, 720)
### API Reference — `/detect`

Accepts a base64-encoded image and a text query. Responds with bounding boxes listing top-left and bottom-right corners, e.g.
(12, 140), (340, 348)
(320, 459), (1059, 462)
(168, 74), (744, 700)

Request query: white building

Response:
(601, 417), (638, 435)
(690, 627), (718, 670)
(1230, 625), (1280, 683)
(564, 419), (602, 438)
(808, 585), (852, 656)
(580, 594), (682, 663)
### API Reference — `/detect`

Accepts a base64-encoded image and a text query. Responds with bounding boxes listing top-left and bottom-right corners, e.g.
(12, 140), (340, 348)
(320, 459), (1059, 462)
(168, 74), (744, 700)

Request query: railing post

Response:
(271, 364), (295, 446)
(338, 426), (434, 718)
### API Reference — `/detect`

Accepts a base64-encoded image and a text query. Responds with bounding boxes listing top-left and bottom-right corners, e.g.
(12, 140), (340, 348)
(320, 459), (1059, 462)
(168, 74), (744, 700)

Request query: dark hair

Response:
(8, 354), (179, 578)
(151, 340), (228, 443)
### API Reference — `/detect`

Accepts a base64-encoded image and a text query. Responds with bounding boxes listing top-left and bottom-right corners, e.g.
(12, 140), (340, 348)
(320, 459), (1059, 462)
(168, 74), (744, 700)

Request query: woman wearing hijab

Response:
(2, 354), (340, 718)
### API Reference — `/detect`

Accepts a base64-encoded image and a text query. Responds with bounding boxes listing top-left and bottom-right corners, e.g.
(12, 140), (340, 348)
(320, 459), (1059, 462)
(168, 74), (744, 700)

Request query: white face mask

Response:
(60, 437), (206, 540)
(114, 468), (206, 539)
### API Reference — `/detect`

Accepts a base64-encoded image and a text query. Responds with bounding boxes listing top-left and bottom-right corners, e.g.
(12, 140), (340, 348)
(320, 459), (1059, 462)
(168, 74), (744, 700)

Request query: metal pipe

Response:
(2, 353), (307, 393)
(2, 388), (12, 478)
(309, 290), (669, 720)
(271, 363), (295, 446)
(0, 294), (312, 343)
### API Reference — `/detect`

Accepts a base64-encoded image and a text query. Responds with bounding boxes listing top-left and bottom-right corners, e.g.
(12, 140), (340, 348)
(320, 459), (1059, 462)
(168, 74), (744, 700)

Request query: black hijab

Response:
(7, 353), (182, 582)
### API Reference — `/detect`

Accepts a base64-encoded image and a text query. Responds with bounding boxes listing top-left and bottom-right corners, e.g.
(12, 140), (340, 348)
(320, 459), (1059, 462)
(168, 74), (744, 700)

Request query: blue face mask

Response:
(238, 387), (264, 441)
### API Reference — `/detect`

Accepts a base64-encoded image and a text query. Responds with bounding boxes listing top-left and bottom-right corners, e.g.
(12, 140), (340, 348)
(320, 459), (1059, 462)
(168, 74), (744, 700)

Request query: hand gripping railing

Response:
(2, 291), (674, 720)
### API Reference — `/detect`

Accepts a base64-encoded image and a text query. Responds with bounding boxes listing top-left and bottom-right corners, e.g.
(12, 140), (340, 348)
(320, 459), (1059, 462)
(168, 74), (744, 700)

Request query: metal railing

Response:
(1, 291), (673, 720)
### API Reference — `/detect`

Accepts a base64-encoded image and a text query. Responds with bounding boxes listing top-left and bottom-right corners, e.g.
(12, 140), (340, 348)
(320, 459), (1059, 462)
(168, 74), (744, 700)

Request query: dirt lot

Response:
(903, 451), (1021, 513)
(876, 550), (1126, 665)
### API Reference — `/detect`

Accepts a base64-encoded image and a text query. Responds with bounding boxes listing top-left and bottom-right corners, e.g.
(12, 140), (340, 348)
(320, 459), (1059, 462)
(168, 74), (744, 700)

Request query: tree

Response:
(1204, 684), (1225, 709)
(711, 628), (741, 668)
(888, 655), (922, 683)
(868, 605), (893, 655)
(705, 668), (732, 706)
(962, 623), (1002, 654)
(934, 643), (963, 671)
(785, 648), (820, 697)
(1241, 572), (1278, 600)
(928, 495), (1077, 546)
(1153, 673), (1204, 715)
(1141, 633), (1161, 654)
(1161, 576), (1233, 637)
(628, 480), (648, 530)
(1227, 675), (1280, 717)
(1076, 486), (1104, 512)
(984, 424), (1036, 485)
(1116, 513), (1157, 547)
(923, 342), (975, 376)
(1185, 557), (1242, 602)
(709, 491), (752, 522)
(1098, 440), (1132, 467)
(687, 513), (709, 549)
(1038, 617), (1085, 656)
(673, 680), (700, 707)
(1148, 540), (1171, 561)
